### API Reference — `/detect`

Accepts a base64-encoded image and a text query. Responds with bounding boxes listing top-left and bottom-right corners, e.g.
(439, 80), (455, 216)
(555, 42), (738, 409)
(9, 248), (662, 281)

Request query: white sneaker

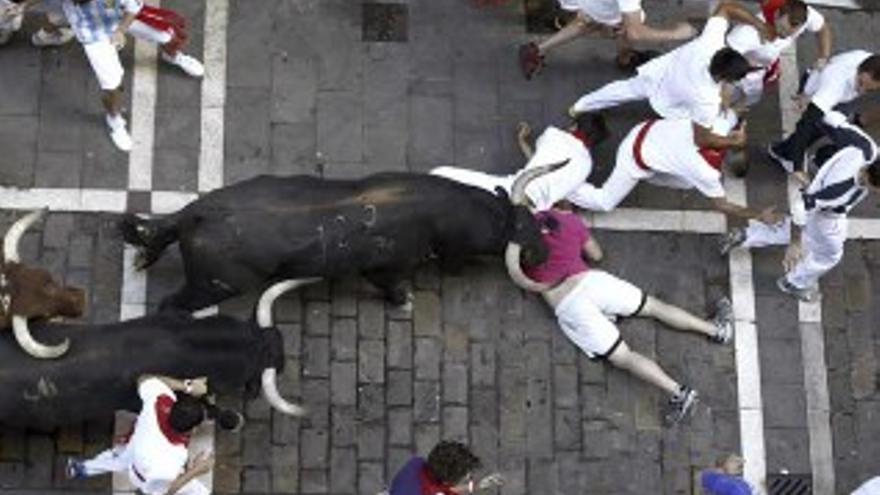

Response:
(161, 51), (205, 78)
(105, 114), (132, 152)
(31, 28), (74, 47)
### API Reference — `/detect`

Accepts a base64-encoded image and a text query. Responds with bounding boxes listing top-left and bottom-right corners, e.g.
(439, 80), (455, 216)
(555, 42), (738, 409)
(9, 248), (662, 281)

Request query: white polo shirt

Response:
(726, 6), (824, 67)
(803, 49), (874, 114)
(523, 126), (594, 210)
(557, 0), (641, 26)
(635, 119), (726, 198)
(128, 378), (190, 495)
(636, 16), (729, 128)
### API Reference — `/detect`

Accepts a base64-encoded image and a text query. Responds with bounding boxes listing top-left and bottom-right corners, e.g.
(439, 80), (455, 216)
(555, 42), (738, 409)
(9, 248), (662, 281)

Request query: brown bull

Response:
(0, 209), (86, 359)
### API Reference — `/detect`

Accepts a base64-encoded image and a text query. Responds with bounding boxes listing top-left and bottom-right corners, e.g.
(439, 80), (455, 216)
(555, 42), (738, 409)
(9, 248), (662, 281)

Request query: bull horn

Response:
(509, 160), (569, 206)
(504, 243), (552, 293)
(4, 208), (47, 263)
(256, 278), (320, 417)
(12, 314), (69, 359)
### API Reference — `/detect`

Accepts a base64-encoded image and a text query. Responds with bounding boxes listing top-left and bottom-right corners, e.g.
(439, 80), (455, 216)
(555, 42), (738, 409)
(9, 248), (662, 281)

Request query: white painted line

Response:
(778, 41), (836, 491)
(151, 190), (199, 214)
(805, 0), (862, 10)
(585, 208), (727, 233)
(128, 0), (160, 191)
(120, 247), (147, 322)
(198, 0), (229, 193)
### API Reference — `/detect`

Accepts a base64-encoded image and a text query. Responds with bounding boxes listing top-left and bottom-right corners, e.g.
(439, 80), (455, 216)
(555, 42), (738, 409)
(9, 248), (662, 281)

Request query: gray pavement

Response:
(0, 0), (879, 494)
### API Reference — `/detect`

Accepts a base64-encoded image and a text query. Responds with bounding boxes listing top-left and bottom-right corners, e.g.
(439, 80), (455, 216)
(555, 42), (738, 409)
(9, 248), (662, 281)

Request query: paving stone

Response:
(242, 421), (272, 466)
(242, 467), (271, 494)
(388, 408), (413, 447)
(414, 337), (442, 381)
(279, 323), (303, 359)
(413, 380), (441, 423)
(386, 446), (412, 484)
(387, 319), (414, 369)
(759, 338), (804, 386)
(764, 427), (811, 474)
(358, 298), (385, 340)
(470, 389), (497, 428)
(414, 424), (440, 458)
(317, 91), (363, 163)
(302, 378), (331, 430)
(387, 369), (414, 407)
(329, 447), (357, 495)
(359, 339), (386, 384)
(331, 361), (357, 406)
(442, 406), (468, 443)
(762, 384), (808, 429)
(305, 302), (331, 336)
(471, 342), (496, 388)
(444, 322), (470, 363)
(272, 411), (301, 446)
(225, 87), (272, 183)
(525, 341), (553, 459)
(443, 362), (469, 405)
(271, 51), (318, 125)
(301, 428), (330, 470)
(300, 468), (329, 495)
(358, 383), (386, 424)
(271, 444), (299, 494)
(357, 423), (386, 462)
(358, 462), (385, 495)
(331, 406), (357, 448)
(270, 122), (320, 176)
(414, 291), (442, 337)
(303, 336), (330, 378)
(35, 151), (82, 188)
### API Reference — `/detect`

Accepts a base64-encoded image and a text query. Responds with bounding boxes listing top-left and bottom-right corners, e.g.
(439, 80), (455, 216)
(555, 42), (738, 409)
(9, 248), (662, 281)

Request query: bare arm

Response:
(713, 1), (770, 40)
(693, 122), (747, 149)
(164, 453), (213, 495)
(504, 244), (551, 293)
(620, 11), (695, 43)
(138, 374), (208, 397)
(813, 23), (832, 67)
(582, 236), (603, 262)
(710, 197), (781, 225)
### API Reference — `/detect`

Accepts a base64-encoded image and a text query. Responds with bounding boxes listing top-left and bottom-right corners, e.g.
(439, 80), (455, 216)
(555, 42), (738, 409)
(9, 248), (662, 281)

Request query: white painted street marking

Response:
(199, 0), (229, 193)
(806, 0), (862, 10)
(128, 0), (159, 192)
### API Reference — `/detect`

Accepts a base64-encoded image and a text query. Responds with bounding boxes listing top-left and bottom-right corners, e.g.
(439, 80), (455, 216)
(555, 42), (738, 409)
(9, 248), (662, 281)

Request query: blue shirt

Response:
(702, 472), (754, 495)
(60, 0), (142, 44)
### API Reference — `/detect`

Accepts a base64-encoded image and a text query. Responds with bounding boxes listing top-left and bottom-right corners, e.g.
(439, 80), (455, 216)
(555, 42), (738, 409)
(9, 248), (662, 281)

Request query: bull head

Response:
(255, 278), (320, 417)
(1, 209), (86, 359)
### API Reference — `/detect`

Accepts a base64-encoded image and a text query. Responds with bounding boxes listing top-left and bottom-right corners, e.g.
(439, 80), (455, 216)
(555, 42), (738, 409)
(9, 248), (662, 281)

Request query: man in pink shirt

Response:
(504, 202), (733, 424)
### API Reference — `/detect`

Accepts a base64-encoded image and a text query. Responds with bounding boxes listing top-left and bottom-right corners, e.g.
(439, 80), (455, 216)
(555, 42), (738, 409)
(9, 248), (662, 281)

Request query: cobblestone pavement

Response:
(0, 1), (879, 494)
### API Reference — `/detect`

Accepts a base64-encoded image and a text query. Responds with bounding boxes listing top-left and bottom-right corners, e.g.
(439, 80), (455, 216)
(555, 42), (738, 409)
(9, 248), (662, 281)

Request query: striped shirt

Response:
(60, 0), (142, 44)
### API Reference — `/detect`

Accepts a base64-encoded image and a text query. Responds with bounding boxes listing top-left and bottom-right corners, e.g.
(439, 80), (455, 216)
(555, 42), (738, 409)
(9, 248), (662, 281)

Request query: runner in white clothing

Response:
(431, 113), (609, 211)
(518, 0), (696, 78)
(721, 118), (880, 301)
(66, 375), (214, 495)
(570, 0), (770, 151)
(725, 0), (831, 107)
(568, 112), (782, 227)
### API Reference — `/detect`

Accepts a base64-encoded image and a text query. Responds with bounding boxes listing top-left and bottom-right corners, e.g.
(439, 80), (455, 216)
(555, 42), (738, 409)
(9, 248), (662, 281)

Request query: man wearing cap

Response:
(431, 113), (609, 211)
(570, 0), (769, 150)
(517, 0), (696, 79)
(567, 112), (781, 227)
(725, 0), (831, 107)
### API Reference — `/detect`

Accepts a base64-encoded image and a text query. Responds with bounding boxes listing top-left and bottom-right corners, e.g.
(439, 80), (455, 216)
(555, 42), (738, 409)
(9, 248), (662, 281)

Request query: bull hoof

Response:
(390, 290), (414, 313)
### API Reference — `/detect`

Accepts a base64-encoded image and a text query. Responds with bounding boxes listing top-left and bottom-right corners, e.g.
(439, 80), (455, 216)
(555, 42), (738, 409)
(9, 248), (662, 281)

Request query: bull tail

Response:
(119, 214), (180, 269)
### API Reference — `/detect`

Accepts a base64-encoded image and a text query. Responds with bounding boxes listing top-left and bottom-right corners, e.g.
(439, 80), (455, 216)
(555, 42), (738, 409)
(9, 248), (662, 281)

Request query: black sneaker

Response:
(65, 457), (86, 480)
(767, 142), (794, 174)
(710, 297), (734, 344)
(719, 227), (746, 256)
(518, 42), (544, 80)
(776, 276), (818, 302)
(666, 386), (698, 425)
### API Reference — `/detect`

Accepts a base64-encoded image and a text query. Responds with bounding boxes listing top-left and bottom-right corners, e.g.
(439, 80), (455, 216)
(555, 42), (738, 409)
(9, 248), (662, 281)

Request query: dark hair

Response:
(168, 394), (206, 433)
(573, 112), (610, 148)
(866, 160), (880, 188)
(710, 48), (754, 83)
(778, 0), (808, 27)
(426, 441), (482, 484)
(858, 55), (880, 82)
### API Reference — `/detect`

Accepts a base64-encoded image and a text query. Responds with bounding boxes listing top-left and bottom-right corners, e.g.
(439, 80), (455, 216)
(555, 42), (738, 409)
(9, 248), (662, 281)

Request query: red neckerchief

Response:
(698, 147), (726, 170)
(569, 130), (592, 149)
(155, 395), (190, 446)
(418, 465), (458, 495)
(760, 0), (785, 29)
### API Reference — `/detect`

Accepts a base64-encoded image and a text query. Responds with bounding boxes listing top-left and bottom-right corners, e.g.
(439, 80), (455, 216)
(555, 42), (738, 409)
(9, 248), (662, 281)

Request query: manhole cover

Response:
(524, 0), (571, 34)
(767, 473), (812, 495)
(363, 2), (408, 42)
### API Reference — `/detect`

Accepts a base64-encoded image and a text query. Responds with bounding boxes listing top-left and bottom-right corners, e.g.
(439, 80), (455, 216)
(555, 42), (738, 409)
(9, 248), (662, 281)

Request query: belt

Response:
(131, 464), (146, 483)
(632, 120), (657, 171)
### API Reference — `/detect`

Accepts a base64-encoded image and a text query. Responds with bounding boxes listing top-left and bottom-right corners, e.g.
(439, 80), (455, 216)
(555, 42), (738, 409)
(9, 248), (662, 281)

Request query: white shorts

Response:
(82, 19), (173, 90)
(554, 270), (645, 359)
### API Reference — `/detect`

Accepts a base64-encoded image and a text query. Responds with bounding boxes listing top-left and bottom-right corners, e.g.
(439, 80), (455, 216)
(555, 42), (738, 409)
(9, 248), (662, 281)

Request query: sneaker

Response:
(710, 297), (733, 344)
(105, 114), (132, 152)
(666, 386), (698, 425)
(31, 27), (74, 47)
(518, 42), (544, 80)
(776, 276), (818, 302)
(719, 227), (746, 256)
(161, 51), (205, 78)
(65, 457), (86, 480)
(767, 142), (794, 174)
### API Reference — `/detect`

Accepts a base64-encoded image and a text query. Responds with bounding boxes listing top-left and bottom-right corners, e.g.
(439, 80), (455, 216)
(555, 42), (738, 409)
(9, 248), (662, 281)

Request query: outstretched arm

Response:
(813, 22), (832, 68)
(138, 374), (209, 397)
(710, 197), (782, 225)
(713, 1), (770, 40)
(619, 11), (696, 43)
(504, 244), (551, 293)
(693, 122), (747, 149)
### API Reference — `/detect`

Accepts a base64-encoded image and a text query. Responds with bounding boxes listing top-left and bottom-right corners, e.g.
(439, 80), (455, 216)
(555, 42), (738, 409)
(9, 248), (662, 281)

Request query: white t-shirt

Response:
(0, 0), (23, 32)
(804, 49), (874, 114)
(637, 119), (726, 198)
(522, 127), (595, 210)
(128, 378), (190, 495)
(852, 477), (880, 495)
(557, 0), (641, 26)
(637, 16), (729, 128)
(726, 6), (824, 67)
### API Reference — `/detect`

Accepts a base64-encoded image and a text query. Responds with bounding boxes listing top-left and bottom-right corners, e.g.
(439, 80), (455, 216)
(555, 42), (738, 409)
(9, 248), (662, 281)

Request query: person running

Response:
(36, 0), (203, 151)
(724, 0), (831, 107)
(721, 116), (880, 301)
(518, 0), (696, 78)
(701, 454), (755, 495)
(66, 374), (215, 495)
(567, 111), (782, 227)
(389, 441), (503, 495)
(767, 50), (880, 173)
(504, 200), (734, 425)
(569, 0), (769, 150)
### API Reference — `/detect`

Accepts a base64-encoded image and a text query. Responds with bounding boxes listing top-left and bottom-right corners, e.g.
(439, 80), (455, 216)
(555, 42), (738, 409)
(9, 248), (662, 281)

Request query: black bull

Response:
(120, 171), (549, 311)
(0, 312), (292, 430)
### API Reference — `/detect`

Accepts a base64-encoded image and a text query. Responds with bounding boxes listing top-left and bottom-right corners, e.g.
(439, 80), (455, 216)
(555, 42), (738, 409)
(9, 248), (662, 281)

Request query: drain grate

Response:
(767, 473), (812, 495)
(362, 2), (408, 42)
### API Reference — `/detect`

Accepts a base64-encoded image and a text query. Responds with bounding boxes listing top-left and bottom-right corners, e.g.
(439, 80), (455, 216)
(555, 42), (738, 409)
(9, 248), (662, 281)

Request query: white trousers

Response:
(571, 75), (651, 115)
(82, 19), (173, 90)
(742, 212), (846, 289)
(431, 127), (594, 211)
(83, 444), (209, 495)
